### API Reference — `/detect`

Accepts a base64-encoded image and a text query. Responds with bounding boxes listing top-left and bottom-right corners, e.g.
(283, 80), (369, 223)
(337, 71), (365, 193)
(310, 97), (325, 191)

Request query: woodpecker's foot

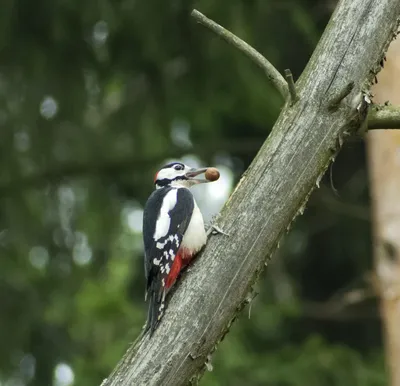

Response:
(206, 224), (229, 237)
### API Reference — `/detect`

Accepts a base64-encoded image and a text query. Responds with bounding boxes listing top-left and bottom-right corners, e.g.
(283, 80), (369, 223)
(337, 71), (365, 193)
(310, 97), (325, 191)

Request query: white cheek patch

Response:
(153, 189), (178, 240)
(156, 168), (186, 181)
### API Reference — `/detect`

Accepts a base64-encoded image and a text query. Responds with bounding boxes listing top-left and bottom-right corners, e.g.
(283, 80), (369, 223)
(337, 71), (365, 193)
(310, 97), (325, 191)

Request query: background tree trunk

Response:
(367, 38), (400, 386)
(103, 1), (400, 385)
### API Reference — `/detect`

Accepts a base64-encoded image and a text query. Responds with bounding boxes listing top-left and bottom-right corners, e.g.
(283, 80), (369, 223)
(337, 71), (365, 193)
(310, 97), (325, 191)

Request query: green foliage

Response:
(206, 333), (386, 386)
(0, 0), (384, 385)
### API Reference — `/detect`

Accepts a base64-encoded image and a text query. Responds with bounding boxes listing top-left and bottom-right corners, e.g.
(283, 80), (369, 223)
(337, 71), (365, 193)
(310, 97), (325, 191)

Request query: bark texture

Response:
(367, 38), (400, 386)
(103, 1), (400, 385)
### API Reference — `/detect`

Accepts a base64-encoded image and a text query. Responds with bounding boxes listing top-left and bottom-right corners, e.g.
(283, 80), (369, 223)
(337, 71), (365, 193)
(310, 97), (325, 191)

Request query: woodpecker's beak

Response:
(185, 167), (209, 183)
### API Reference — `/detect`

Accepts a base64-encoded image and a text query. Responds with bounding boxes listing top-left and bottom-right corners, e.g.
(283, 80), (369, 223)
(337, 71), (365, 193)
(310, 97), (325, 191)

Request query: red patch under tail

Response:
(165, 253), (182, 289)
(165, 248), (193, 289)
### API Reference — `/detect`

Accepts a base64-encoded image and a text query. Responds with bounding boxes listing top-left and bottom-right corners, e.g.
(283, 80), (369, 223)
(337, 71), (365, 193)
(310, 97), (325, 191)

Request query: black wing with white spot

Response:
(142, 187), (194, 334)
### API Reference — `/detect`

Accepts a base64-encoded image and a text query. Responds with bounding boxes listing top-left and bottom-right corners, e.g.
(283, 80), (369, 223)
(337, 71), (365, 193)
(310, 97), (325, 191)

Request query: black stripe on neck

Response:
(155, 175), (187, 188)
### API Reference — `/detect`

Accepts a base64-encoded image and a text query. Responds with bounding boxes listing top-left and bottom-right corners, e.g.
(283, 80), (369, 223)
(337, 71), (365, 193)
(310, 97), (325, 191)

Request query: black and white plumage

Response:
(142, 162), (211, 335)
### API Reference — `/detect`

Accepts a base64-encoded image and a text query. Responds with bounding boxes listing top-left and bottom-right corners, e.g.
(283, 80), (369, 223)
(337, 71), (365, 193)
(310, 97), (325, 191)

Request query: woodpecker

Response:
(142, 161), (213, 335)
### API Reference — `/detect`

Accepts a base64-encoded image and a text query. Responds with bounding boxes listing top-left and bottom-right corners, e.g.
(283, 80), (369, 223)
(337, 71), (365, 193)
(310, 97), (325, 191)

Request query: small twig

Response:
(284, 69), (299, 105)
(302, 282), (378, 321)
(310, 190), (370, 221)
(329, 163), (339, 197)
(368, 104), (400, 129)
(191, 9), (289, 100)
(328, 81), (355, 111)
(190, 9), (400, 128)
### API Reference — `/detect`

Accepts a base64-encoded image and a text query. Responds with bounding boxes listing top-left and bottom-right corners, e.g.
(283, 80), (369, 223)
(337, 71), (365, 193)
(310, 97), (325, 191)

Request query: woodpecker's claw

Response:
(206, 224), (229, 237)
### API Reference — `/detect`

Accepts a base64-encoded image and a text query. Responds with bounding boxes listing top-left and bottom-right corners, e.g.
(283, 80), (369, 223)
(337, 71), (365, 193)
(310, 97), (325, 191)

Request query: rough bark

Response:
(367, 39), (400, 386)
(103, 1), (400, 385)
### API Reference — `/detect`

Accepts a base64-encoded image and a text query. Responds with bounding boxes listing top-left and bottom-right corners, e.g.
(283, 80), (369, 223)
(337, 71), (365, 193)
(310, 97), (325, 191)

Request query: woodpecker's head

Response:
(154, 162), (209, 189)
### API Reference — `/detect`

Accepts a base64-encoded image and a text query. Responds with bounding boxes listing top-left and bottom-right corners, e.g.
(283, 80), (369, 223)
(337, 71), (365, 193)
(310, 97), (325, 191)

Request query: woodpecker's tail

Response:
(145, 286), (166, 336)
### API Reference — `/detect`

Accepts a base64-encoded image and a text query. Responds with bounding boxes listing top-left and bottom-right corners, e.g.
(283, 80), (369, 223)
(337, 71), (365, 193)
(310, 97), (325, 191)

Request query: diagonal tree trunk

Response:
(103, 1), (400, 385)
(367, 39), (400, 386)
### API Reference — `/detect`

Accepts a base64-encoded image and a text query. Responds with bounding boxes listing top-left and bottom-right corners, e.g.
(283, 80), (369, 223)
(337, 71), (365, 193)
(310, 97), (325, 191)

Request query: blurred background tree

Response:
(0, 0), (386, 385)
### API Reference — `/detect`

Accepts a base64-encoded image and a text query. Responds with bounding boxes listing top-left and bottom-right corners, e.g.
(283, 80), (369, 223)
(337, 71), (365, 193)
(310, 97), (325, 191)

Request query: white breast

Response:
(181, 201), (206, 253)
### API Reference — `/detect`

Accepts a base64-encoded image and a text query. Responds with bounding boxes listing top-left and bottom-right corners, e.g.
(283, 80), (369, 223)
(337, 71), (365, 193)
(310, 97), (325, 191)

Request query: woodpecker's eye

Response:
(174, 164), (184, 171)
